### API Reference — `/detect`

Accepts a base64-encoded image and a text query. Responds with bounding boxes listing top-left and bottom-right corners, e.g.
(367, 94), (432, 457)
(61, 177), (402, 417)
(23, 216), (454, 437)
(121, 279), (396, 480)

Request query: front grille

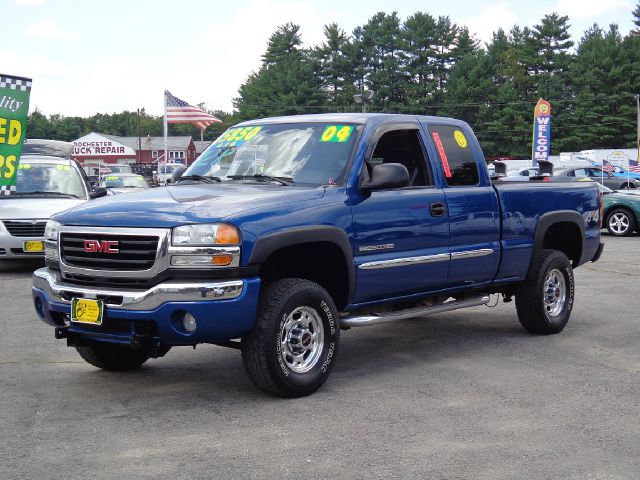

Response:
(62, 272), (153, 289)
(3, 220), (46, 237)
(61, 233), (159, 271)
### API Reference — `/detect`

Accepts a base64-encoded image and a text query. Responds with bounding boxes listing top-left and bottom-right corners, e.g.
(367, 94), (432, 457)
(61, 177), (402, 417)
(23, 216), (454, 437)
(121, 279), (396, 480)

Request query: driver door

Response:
(351, 126), (450, 304)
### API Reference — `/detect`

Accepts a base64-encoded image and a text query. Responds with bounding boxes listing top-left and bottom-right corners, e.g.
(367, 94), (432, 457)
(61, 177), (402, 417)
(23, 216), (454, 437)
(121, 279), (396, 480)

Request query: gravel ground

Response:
(1, 235), (639, 479)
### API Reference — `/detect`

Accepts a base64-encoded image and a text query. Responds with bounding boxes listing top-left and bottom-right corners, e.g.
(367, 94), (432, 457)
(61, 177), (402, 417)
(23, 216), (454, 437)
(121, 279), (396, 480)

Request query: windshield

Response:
(101, 175), (148, 188)
(184, 123), (359, 186)
(12, 162), (86, 197)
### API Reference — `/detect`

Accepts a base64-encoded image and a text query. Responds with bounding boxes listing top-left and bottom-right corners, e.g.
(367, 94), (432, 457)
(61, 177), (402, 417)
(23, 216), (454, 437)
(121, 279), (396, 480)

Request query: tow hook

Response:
(54, 327), (68, 339)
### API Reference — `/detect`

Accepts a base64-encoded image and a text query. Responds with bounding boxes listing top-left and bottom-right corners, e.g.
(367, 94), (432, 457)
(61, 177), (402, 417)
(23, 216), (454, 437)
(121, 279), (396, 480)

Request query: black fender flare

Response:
(248, 226), (355, 304)
(530, 210), (585, 272)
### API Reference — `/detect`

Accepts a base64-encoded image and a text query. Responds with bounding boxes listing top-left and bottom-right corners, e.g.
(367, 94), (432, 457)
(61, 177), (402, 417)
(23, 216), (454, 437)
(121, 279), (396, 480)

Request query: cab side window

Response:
(367, 129), (432, 187)
(428, 124), (479, 186)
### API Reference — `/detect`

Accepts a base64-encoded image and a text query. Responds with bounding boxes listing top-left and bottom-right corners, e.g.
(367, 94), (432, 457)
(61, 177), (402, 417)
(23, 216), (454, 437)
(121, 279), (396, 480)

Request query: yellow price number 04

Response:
(321, 125), (354, 143)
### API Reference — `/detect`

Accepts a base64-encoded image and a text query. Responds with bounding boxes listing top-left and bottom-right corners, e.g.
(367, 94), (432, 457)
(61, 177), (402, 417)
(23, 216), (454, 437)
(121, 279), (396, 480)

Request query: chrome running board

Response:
(341, 295), (490, 328)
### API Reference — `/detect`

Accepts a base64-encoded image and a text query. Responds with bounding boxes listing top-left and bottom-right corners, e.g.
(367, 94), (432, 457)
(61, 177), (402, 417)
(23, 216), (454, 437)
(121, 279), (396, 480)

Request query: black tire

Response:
(605, 208), (637, 237)
(241, 278), (340, 398)
(515, 249), (575, 335)
(76, 343), (149, 371)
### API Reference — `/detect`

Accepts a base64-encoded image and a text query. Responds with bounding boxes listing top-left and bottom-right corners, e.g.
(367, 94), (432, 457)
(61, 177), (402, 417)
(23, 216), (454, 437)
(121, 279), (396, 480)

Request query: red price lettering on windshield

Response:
(432, 132), (452, 178)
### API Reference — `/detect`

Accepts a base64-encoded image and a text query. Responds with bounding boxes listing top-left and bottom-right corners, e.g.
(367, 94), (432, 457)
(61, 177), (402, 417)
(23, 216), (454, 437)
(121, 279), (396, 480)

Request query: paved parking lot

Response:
(1, 235), (639, 479)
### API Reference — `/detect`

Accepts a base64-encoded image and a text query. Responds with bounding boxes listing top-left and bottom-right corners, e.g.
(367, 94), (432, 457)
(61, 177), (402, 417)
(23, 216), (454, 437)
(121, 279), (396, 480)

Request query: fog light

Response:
(182, 312), (197, 333)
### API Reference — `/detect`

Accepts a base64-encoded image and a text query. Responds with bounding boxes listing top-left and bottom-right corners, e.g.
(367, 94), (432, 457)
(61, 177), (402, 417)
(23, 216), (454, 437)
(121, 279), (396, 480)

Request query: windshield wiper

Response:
(7, 191), (82, 198)
(227, 174), (294, 186)
(177, 175), (221, 184)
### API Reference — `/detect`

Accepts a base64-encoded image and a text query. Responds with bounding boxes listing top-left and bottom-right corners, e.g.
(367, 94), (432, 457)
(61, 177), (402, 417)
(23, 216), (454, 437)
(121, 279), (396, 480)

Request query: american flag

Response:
(601, 159), (615, 172)
(629, 159), (640, 173)
(165, 90), (222, 130)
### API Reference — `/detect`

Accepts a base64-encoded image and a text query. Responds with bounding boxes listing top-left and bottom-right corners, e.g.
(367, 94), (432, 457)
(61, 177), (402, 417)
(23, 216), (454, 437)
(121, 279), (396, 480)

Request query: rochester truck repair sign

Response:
(0, 74), (32, 195)
(532, 98), (551, 165)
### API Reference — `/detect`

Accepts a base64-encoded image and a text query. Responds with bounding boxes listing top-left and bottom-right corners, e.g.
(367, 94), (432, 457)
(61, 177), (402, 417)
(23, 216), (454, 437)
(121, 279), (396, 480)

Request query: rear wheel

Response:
(76, 343), (149, 371)
(606, 208), (636, 236)
(515, 249), (575, 334)
(241, 278), (339, 397)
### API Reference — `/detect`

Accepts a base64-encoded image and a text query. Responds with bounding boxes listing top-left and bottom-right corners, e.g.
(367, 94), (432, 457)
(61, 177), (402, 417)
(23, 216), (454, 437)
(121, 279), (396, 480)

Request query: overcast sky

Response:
(1, 0), (635, 117)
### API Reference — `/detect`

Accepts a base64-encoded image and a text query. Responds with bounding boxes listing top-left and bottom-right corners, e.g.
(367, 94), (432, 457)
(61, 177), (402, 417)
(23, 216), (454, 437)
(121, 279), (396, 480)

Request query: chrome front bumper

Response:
(32, 267), (244, 311)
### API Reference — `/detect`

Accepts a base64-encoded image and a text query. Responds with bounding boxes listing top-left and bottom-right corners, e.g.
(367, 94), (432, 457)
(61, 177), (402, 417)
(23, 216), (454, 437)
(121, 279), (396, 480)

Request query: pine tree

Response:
(359, 12), (408, 112)
(312, 24), (355, 110)
(633, 2), (640, 32)
(234, 23), (326, 119)
(401, 12), (438, 111)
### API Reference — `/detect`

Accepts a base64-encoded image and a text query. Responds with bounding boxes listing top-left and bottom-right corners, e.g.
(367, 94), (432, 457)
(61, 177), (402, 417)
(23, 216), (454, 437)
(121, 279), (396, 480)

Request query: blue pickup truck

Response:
(32, 114), (603, 397)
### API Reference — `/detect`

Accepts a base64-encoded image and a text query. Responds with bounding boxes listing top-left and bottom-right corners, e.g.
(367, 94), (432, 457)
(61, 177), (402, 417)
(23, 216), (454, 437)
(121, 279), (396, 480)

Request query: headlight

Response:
(44, 220), (61, 262)
(44, 220), (60, 242)
(172, 224), (240, 246)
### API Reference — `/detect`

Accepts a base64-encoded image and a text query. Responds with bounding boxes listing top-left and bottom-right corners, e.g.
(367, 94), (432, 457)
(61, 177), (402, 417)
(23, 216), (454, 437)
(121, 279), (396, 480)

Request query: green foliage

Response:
(28, 6), (640, 157)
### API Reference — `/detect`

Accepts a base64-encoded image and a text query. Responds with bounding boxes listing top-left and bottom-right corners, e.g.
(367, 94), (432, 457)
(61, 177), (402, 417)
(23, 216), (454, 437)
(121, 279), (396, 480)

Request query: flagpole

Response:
(163, 90), (168, 167)
(200, 128), (204, 159)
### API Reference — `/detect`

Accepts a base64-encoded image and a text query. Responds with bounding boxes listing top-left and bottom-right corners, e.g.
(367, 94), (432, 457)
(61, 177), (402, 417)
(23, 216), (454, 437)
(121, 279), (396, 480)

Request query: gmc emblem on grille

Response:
(83, 240), (119, 254)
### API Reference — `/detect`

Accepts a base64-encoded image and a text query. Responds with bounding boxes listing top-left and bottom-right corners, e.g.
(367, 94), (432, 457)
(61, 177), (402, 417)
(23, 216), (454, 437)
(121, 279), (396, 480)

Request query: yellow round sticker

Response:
(454, 130), (468, 148)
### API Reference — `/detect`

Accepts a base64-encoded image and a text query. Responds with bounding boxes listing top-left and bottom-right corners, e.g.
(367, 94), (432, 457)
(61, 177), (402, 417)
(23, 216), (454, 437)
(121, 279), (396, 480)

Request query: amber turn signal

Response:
(215, 224), (240, 244)
(211, 254), (233, 266)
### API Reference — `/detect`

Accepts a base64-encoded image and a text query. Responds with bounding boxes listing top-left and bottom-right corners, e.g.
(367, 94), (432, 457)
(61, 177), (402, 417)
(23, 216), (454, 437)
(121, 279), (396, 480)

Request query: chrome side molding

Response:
(341, 294), (490, 328)
(359, 253), (449, 270)
(359, 249), (494, 270)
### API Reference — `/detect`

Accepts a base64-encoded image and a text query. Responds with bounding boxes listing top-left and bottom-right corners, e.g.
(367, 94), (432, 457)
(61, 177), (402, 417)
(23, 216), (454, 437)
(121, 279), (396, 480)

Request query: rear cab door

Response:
(422, 121), (501, 288)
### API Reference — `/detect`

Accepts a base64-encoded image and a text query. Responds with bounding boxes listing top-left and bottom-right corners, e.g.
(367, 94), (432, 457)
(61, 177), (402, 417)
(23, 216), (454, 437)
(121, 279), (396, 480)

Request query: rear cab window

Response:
(427, 124), (480, 187)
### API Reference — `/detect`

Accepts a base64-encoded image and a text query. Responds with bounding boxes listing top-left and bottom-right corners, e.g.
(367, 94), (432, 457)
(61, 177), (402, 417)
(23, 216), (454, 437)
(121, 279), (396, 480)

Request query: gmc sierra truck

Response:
(32, 114), (604, 397)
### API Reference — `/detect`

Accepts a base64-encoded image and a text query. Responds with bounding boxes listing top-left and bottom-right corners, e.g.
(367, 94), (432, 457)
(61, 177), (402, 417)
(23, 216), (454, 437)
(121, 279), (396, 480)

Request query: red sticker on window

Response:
(432, 132), (452, 178)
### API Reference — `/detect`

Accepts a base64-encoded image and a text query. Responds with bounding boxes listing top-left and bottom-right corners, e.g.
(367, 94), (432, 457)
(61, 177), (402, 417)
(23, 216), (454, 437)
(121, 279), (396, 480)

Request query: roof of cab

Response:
(235, 113), (467, 128)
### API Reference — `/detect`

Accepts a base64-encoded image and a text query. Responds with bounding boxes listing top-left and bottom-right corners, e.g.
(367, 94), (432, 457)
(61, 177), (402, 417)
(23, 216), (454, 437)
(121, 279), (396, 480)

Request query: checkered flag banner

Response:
(0, 73), (32, 195)
(0, 74), (32, 92)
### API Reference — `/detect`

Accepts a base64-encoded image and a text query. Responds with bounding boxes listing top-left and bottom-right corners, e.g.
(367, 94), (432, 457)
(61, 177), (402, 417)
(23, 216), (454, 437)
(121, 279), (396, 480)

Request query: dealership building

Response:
(71, 132), (199, 168)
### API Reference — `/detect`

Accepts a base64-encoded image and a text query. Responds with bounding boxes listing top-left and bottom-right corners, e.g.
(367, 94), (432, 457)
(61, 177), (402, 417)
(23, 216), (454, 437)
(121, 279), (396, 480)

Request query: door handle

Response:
(430, 202), (446, 217)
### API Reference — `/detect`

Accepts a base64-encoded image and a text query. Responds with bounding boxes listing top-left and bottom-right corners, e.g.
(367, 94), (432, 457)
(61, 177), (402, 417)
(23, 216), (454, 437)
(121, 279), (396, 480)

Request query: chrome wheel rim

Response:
(280, 306), (324, 374)
(609, 213), (629, 234)
(544, 268), (567, 318)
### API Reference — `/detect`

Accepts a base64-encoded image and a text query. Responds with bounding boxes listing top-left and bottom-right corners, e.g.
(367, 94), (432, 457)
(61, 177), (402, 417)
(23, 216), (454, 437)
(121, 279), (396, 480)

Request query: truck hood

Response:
(0, 197), (87, 221)
(53, 183), (326, 227)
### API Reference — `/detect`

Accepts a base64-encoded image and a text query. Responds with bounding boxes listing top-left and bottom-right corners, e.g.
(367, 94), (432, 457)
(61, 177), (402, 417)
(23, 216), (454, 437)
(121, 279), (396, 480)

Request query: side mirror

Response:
(89, 187), (108, 199)
(360, 163), (410, 191)
(171, 166), (187, 183)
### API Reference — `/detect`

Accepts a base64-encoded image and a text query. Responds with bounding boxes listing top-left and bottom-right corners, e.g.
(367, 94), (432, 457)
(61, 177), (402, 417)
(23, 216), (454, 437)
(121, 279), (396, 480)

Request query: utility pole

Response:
(136, 108), (142, 164)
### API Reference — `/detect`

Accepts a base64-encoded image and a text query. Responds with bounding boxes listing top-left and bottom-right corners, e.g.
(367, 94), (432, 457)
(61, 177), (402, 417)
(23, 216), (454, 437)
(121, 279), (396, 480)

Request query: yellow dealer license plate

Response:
(71, 298), (104, 325)
(23, 240), (44, 252)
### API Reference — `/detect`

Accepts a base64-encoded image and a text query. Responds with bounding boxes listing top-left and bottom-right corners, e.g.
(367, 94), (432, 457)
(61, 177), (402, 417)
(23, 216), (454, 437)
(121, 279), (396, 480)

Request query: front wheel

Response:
(606, 208), (636, 236)
(515, 249), (575, 334)
(76, 343), (149, 371)
(241, 278), (339, 397)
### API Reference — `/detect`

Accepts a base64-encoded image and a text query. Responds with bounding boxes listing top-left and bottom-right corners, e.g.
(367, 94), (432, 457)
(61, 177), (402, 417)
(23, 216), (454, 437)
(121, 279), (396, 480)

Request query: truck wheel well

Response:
(259, 242), (349, 310)
(542, 222), (582, 265)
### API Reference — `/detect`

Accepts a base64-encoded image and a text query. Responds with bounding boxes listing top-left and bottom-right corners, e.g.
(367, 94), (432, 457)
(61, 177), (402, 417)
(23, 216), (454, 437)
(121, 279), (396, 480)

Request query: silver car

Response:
(0, 143), (101, 261)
